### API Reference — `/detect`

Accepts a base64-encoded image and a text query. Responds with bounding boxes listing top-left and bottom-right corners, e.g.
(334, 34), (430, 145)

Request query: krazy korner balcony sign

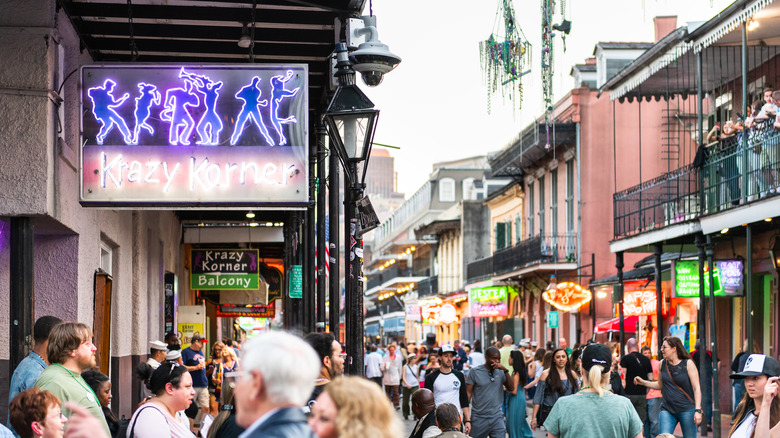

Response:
(80, 65), (308, 207)
(191, 249), (259, 290)
(469, 286), (512, 317)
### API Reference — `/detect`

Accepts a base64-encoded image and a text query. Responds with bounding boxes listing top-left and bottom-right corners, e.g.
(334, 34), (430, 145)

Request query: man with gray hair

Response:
(233, 331), (319, 437)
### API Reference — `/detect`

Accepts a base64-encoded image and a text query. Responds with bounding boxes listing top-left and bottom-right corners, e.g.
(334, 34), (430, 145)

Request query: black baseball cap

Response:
(581, 343), (611, 373)
(730, 354), (780, 379)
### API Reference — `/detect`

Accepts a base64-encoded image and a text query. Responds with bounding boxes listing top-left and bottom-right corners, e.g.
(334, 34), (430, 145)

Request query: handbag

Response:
(664, 360), (695, 403)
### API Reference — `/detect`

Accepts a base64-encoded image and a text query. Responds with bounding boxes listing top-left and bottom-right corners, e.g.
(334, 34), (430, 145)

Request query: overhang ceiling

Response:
(58, 0), (366, 111)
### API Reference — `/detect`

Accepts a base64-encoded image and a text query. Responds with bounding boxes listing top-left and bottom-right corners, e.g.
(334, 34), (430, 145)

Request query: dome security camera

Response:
(350, 40), (402, 87)
(347, 16), (401, 87)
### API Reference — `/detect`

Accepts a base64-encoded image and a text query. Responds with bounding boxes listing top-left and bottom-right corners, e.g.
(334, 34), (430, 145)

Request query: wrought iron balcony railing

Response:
(366, 265), (412, 290)
(416, 276), (438, 297)
(466, 234), (577, 283)
(613, 128), (780, 239)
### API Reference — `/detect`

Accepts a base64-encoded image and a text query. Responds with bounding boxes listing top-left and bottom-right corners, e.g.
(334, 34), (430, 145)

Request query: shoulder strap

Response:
(664, 360), (694, 403)
(128, 405), (165, 438)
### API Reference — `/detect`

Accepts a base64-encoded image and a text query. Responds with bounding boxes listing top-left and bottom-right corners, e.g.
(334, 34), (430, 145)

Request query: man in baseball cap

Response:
(182, 333), (209, 426)
(425, 344), (471, 433)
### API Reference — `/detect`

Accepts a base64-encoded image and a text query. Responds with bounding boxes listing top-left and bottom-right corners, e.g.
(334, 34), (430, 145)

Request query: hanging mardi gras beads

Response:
(480, 0), (532, 114)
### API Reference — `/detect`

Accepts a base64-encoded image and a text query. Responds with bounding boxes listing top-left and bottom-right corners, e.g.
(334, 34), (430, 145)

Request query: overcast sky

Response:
(361, 0), (734, 196)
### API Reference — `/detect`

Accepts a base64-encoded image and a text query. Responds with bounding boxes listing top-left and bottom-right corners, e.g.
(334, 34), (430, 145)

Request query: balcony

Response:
(466, 234), (577, 283)
(416, 276), (438, 297)
(613, 130), (780, 240)
(366, 265), (412, 290)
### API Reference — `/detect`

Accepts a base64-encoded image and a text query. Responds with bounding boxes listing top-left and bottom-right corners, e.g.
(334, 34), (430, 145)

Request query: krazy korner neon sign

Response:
(98, 152), (296, 192)
(86, 68), (300, 147)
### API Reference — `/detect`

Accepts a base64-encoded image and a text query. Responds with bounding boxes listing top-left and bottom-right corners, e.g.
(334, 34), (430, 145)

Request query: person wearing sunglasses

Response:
(127, 363), (196, 438)
(466, 346), (514, 438)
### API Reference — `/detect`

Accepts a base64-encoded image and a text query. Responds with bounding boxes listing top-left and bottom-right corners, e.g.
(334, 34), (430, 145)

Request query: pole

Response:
(590, 252), (596, 337)
(329, 143), (341, 340)
(10, 217), (34, 371)
(697, 49), (705, 216)
(654, 242), (664, 352)
(746, 224), (753, 354)
(742, 23), (749, 205)
(316, 125), (327, 330)
(345, 161), (365, 376)
(696, 233), (707, 437)
(303, 128), (317, 333)
(706, 235), (720, 438)
(344, 164), (353, 364)
(616, 252), (625, 355)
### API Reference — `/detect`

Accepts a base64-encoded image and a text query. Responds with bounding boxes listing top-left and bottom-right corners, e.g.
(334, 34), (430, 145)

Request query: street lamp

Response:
(324, 42), (379, 376)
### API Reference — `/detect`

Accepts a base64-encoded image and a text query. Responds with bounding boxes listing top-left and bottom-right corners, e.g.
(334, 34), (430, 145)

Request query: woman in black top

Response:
(530, 348), (578, 430)
(82, 370), (120, 437)
(634, 336), (702, 438)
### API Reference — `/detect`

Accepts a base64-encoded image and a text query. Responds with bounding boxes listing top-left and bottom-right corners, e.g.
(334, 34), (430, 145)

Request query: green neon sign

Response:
(673, 260), (723, 298)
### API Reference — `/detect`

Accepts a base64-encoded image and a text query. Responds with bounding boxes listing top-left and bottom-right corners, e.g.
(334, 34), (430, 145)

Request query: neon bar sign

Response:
(469, 286), (511, 317)
(80, 64), (308, 207)
(542, 282), (592, 312)
(622, 290), (657, 316)
(673, 260), (743, 298)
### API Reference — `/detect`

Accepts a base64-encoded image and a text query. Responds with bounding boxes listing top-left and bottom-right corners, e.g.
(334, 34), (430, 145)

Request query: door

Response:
(93, 270), (112, 374)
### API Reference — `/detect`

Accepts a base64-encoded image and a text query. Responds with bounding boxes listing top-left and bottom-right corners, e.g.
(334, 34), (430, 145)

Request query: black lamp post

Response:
(324, 43), (379, 376)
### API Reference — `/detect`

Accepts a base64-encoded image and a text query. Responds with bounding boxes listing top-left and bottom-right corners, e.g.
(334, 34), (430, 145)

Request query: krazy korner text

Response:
(100, 151), (296, 191)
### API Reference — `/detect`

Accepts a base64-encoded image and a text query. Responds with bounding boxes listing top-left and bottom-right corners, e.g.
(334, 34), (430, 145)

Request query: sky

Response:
(361, 0), (734, 197)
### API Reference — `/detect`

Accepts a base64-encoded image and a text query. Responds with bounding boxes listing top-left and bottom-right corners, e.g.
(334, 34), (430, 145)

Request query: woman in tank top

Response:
(524, 348), (546, 400)
(634, 336), (702, 438)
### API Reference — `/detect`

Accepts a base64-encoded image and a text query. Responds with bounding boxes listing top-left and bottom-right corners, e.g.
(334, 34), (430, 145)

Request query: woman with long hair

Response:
(728, 354), (780, 437)
(542, 344), (643, 438)
(308, 376), (402, 438)
(128, 363), (196, 438)
(213, 346), (239, 405)
(634, 336), (702, 438)
(207, 372), (244, 438)
(530, 348), (579, 430)
(524, 348), (546, 400)
(507, 350), (534, 438)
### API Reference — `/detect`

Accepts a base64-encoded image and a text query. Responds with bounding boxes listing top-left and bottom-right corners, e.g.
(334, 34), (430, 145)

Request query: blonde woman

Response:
(543, 344), (642, 438)
(213, 347), (239, 405)
(308, 376), (402, 438)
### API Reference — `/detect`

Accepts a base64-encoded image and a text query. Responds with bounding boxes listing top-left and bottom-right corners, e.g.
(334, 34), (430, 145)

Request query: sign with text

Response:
(191, 249), (259, 290)
(469, 286), (512, 317)
(542, 282), (592, 312)
(80, 64), (308, 207)
(547, 311), (559, 328)
(216, 302), (275, 318)
(673, 260), (744, 298)
(622, 290), (657, 316)
(289, 265), (302, 298)
(406, 304), (421, 322)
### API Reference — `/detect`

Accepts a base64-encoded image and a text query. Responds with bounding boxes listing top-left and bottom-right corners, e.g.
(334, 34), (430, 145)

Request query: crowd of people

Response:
(2, 317), (779, 438)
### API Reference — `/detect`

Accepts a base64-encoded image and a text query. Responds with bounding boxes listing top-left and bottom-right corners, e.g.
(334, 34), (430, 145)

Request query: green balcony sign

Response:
(191, 249), (260, 290)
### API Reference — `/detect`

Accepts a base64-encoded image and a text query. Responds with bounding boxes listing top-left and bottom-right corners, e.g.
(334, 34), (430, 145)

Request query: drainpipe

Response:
(10, 217), (34, 372)
(696, 233), (707, 437)
(706, 235), (720, 438)
(746, 224), (753, 354)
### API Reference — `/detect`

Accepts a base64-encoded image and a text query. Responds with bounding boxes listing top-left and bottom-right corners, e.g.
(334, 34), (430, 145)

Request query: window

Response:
(100, 243), (113, 276)
(439, 178), (455, 202)
(495, 222), (508, 251)
(528, 183), (535, 238)
(551, 168), (558, 236)
(566, 160), (574, 233)
(538, 176), (545, 237)
(505, 220), (512, 247)
(515, 214), (522, 244)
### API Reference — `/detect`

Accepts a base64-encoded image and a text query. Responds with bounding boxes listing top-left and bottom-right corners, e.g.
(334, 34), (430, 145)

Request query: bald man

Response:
(620, 338), (653, 423)
(499, 335), (514, 375)
(409, 389), (442, 438)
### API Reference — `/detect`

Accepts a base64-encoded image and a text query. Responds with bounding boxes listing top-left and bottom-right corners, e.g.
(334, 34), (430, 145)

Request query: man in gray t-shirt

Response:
(466, 347), (514, 438)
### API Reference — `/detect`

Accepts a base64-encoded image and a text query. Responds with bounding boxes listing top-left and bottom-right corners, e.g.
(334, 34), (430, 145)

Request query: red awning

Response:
(595, 316), (639, 333)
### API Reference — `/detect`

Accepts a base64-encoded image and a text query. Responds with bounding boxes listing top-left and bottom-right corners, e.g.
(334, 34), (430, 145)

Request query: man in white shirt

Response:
(424, 345), (471, 434)
(365, 344), (383, 386)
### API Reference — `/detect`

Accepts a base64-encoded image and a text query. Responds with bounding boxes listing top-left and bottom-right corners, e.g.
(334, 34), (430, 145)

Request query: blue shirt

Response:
(454, 347), (468, 372)
(182, 347), (208, 388)
(7, 351), (47, 437)
(0, 423), (14, 438)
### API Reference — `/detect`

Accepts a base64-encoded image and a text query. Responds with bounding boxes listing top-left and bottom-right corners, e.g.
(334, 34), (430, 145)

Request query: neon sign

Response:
(80, 64), (308, 207)
(542, 282), (592, 312)
(469, 286), (511, 317)
(673, 260), (743, 298)
(622, 290), (657, 316)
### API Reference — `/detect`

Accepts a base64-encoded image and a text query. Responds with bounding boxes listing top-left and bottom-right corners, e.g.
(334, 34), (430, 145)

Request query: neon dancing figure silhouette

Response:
(269, 70), (300, 146)
(132, 83), (161, 144)
(179, 69), (224, 146)
(87, 79), (132, 145)
(230, 76), (274, 146)
(161, 79), (200, 145)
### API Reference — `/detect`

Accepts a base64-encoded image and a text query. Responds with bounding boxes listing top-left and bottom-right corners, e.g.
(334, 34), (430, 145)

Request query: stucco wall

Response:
(0, 1), (184, 364)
